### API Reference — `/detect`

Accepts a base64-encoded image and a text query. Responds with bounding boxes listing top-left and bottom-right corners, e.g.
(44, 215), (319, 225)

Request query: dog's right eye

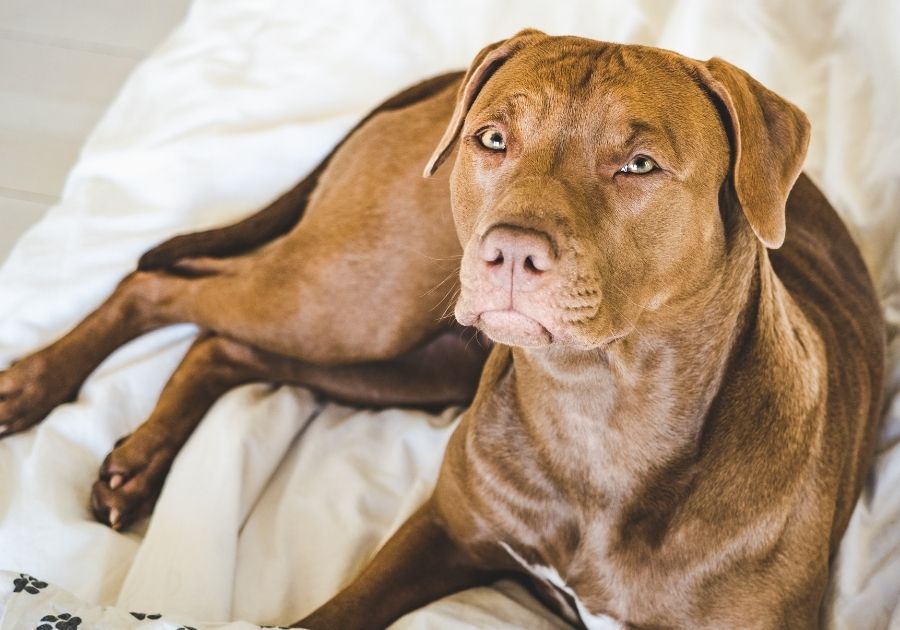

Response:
(478, 129), (506, 151)
(619, 155), (658, 175)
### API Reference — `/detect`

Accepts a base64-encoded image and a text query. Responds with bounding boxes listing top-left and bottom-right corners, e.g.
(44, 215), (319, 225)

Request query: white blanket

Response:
(1, 1), (899, 628)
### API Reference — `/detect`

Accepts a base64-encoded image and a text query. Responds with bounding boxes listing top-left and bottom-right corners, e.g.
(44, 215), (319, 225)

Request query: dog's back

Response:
(774, 172), (885, 550)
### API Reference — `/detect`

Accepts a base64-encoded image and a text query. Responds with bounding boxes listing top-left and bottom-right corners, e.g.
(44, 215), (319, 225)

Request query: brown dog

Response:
(0, 30), (884, 629)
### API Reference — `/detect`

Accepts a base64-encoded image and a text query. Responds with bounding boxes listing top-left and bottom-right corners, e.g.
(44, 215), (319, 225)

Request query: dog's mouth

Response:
(460, 300), (636, 350)
(473, 309), (553, 347)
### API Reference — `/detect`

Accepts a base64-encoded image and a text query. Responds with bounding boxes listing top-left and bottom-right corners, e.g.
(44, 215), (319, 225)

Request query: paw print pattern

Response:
(13, 573), (48, 594)
(130, 612), (163, 620)
(37, 612), (81, 630)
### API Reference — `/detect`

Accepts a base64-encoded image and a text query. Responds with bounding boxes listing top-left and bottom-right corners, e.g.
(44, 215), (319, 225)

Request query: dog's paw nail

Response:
(109, 508), (121, 528)
(109, 474), (123, 490)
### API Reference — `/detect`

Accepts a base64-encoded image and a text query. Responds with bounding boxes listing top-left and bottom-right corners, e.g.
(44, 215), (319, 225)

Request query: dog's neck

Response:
(504, 226), (797, 501)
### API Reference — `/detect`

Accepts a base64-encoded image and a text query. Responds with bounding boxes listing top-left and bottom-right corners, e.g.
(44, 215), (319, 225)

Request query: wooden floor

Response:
(0, 0), (191, 263)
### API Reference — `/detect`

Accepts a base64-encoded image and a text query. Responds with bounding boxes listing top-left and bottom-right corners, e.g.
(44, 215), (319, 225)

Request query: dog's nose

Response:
(478, 225), (556, 290)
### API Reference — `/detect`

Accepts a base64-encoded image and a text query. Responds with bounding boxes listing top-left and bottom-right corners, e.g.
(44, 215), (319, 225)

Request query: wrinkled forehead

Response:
(471, 38), (721, 152)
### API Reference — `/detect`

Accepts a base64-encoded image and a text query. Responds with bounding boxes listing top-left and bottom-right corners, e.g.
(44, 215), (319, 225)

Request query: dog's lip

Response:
(476, 309), (552, 347)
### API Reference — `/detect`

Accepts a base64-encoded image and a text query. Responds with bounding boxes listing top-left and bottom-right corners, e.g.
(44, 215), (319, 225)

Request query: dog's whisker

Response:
(432, 282), (460, 317)
(438, 288), (461, 322)
(463, 327), (482, 353)
(396, 247), (463, 263)
(422, 271), (458, 298)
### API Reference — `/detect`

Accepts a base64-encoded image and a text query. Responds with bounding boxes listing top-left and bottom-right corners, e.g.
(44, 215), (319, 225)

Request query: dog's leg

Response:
(0, 271), (186, 437)
(281, 325), (488, 409)
(2, 71), (462, 437)
(90, 329), (487, 529)
(1, 213), (459, 437)
(88, 332), (249, 529)
(294, 500), (495, 630)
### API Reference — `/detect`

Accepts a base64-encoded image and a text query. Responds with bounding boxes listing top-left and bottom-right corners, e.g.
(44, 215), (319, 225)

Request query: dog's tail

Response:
(137, 171), (320, 271)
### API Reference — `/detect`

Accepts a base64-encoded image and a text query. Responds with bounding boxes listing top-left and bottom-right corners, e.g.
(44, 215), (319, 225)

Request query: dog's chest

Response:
(456, 354), (699, 626)
(463, 427), (636, 626)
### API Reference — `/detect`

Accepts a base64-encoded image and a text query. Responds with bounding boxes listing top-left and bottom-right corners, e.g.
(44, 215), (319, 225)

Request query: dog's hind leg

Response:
(2, 69), (463, 450)
(0, 167), (322, 438)
(90, 329), (488, 530)
(0, 232), (457, 438)
(0, 269), (195, 437)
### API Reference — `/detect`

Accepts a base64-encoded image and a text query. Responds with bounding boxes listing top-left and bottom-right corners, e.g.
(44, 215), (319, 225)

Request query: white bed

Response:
(1, 1), (899, 628)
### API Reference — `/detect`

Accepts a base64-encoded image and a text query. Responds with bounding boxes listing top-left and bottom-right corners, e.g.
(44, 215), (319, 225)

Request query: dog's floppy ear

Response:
(423, 29), (545, 177)
(700, 58), (811, 249)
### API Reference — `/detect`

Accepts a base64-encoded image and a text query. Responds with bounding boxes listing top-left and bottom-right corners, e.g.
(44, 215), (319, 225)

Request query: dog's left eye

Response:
(478, 129), (506, 151)
(620, 155), (658, 174)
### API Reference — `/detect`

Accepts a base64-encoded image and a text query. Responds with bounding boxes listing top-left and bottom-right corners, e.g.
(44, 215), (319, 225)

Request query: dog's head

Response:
(425, 31), (809, 348)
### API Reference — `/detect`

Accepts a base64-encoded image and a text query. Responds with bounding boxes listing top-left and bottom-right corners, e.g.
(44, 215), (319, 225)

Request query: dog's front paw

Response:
(0, 352), (77, 438)
(90, 431), (177, 530)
